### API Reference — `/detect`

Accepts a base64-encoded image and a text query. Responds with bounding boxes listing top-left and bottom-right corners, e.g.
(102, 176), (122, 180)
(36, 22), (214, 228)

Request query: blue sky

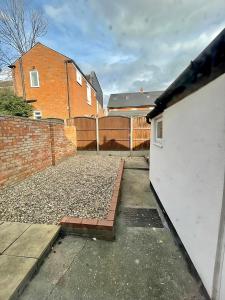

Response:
(2, 0), (225, 106)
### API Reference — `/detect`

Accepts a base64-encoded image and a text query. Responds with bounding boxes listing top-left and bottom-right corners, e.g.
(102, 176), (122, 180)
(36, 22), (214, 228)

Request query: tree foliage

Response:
(0, 93), (33, 117)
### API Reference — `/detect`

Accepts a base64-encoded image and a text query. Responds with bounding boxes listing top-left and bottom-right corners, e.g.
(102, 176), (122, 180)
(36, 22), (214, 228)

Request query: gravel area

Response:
(0, 155), (121, 224)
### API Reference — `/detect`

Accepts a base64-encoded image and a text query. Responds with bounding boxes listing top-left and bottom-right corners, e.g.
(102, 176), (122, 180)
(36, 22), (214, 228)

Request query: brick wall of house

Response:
(0, 116), (76, 187)
(12, 43), (101, 119)
(67, 62), (98, 117)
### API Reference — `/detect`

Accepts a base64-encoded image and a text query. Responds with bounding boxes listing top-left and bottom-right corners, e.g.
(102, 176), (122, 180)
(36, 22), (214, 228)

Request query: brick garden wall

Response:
(50, 124), (77, 165)
(0, 116), (76, 187)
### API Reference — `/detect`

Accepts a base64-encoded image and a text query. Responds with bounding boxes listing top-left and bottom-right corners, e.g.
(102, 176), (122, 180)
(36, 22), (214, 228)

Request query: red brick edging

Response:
(59, 159), (125, 238)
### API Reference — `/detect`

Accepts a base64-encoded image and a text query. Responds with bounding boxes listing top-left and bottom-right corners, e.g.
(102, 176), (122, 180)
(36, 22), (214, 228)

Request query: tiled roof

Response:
(108, 91), (162, 108)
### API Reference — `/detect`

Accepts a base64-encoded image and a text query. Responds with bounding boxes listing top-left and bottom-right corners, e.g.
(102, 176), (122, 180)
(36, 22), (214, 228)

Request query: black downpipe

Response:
(19, 57), (26, 99)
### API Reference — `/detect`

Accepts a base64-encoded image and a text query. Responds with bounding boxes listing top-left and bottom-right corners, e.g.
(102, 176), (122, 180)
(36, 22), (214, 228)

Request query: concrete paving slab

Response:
(0, 222), (30, 254)
(4, 224), (60, 258)
(120, 169), (156, 208)
(20, 236), (87, 300)
(77, 150), (149, 157)
(124, 157), (149, 169)
(20, 225), (206, 300)
(0, 255), (36, 300)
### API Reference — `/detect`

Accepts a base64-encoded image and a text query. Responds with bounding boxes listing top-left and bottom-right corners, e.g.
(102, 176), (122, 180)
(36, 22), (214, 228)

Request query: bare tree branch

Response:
(0, 0), (47, 66)
(0, 43), (17, 69)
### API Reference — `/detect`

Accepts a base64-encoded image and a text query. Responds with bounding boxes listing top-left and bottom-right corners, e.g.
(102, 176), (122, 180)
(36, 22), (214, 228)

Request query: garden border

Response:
(59, 159), (125, 240)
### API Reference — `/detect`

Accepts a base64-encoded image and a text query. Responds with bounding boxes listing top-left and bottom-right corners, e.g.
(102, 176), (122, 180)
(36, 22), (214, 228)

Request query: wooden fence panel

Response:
(69, 117), (96, 150)
(99, 116), (130, 150)
(67, 116), (150, 151)
(132, 116), (151, 150)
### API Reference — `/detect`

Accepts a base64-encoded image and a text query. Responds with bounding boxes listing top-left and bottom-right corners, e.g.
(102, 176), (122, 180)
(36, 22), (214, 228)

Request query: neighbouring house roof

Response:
(9, 42), (97, 93)
(146, 28), (225, 122)
(86, 71), (103, 106)
(0, 80), (13, 88)
(108, 91), (163, 108)
(108, 109), (151, 117)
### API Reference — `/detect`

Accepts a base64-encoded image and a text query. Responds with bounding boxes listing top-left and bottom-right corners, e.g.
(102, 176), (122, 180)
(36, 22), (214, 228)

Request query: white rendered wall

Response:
(219, 248), (225, 300)
(150, 74), (225, 296)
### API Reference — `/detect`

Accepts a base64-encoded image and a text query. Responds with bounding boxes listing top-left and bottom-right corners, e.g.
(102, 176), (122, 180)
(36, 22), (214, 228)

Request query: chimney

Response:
(139, 87), (144, 93)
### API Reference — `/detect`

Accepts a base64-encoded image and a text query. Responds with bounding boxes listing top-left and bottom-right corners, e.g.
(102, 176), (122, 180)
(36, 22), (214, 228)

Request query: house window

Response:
(76, 69), (82, 85)
(87, 83), (92, 105)
(30, 70), (40, 87)
(154, 116), (163, 145)
(33, 111), (42, 120)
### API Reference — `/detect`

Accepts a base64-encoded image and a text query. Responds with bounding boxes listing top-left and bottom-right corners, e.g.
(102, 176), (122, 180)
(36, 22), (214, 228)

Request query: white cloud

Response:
(0, 68), (12, 81)
(170, 25), (225, 53)
(43, 0), (225, 106)
(44, 4), (68, 19)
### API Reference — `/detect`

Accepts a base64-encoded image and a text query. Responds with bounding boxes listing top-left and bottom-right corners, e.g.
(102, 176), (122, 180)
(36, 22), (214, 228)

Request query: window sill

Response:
(152, 142), (163, 148)
(31, 86), (40, 88)
(87, 102), (92, 106)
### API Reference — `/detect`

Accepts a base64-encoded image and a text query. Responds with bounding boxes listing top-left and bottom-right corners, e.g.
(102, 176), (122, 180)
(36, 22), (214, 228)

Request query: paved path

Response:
(20, 157), (207, 300)
(0, 222), (60, 300)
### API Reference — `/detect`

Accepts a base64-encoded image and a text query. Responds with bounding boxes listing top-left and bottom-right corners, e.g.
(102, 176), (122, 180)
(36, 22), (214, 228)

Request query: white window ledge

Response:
(152, 142), (163, 148)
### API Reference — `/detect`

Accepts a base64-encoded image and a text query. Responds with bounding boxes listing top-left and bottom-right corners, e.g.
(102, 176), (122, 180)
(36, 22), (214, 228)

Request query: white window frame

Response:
(33, 110), (42, 120)
(87, 82), (92, 105)
(29, 70), (40, 88)
(76, 68), (82, 85)
(153, 115), (163, 147)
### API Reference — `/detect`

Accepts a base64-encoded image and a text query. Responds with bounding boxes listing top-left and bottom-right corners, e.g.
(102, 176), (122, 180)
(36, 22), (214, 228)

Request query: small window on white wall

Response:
(30, 70), (40, 87)
(87, 83), (91, 105)
(33, 111), (42, 120)
(76, 69), (82, 85)
(154, 116), (163, 145)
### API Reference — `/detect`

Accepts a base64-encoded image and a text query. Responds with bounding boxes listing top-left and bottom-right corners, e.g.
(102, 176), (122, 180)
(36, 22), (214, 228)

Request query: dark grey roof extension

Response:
(146, 28), (225, 122)
(86, 71), (103, 107)
(108, 110), (151, 117)
(108, 91), (162, 108)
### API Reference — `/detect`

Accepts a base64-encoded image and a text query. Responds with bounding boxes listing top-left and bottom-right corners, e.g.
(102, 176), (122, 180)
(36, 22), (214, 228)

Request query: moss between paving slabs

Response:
(0, 156), (121, 224)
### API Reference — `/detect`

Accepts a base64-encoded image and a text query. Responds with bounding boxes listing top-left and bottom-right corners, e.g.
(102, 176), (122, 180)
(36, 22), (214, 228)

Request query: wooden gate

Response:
(68, 117), (96, 150)
(99, 116), (130, 150)
(132, 116), (151, 150)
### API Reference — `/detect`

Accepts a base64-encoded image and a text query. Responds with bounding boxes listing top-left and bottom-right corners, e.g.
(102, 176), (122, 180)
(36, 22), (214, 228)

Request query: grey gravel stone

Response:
(0, 156), (121, 224)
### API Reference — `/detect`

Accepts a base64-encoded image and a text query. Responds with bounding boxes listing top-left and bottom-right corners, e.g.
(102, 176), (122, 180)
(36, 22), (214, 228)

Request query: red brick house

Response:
(9, 43), (104, 120)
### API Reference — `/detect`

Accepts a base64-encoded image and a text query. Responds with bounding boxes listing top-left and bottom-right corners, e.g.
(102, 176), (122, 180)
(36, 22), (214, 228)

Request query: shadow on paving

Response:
(20, 157), (207, 300)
